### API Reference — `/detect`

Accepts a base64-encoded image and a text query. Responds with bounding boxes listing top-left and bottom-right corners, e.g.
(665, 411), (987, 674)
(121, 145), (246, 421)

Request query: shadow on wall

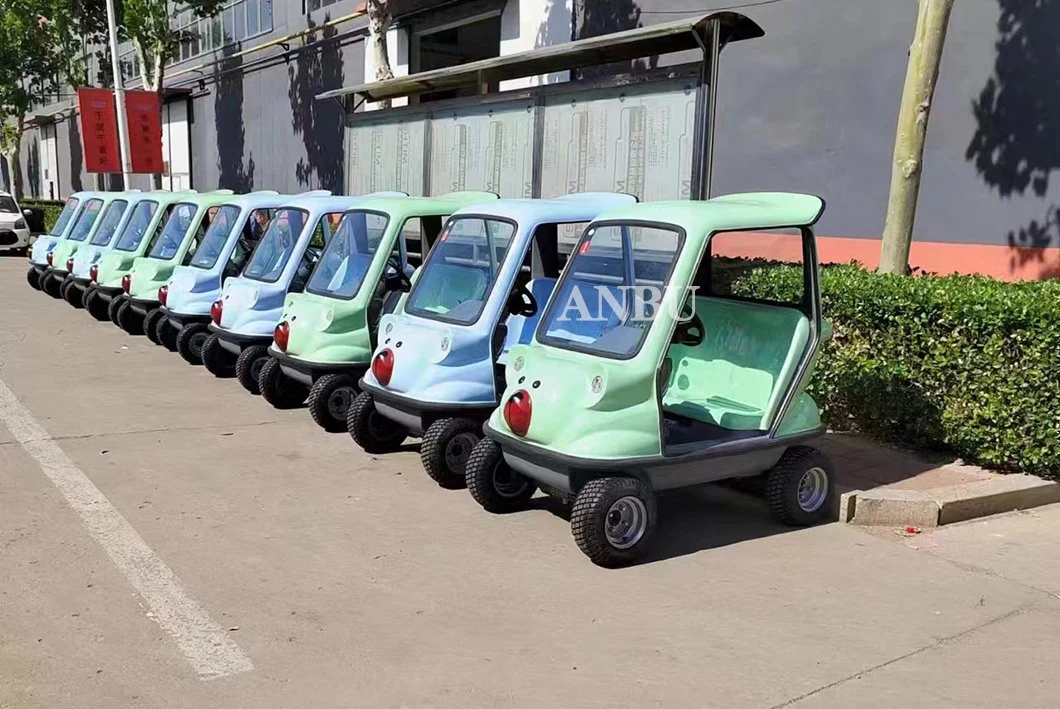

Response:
(571, 0), (657, 79)
(26, 136), (41, 199)
(965, 0), (1060, 278)
(215, 47), (256, 191)
(534, 0), (571, 75)
(68, 117), (84, 192)
(288, 17), (345, 192)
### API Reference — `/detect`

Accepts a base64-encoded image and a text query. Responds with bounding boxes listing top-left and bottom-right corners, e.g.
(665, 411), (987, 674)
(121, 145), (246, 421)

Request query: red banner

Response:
(124, 90), (164, 174)
(77, 87), (121, 173)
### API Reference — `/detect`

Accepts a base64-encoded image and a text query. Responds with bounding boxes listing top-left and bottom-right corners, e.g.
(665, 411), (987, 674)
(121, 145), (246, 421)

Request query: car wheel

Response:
(465, 437), (537, 512)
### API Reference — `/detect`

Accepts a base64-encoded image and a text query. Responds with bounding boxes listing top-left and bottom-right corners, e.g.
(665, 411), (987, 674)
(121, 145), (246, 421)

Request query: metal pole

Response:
(104, 0), (134, 189)
(703, 18), (721, 200)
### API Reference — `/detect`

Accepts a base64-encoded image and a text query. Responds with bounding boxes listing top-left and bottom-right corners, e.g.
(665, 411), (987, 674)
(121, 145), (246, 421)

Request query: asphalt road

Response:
(1, 257), (1058, 708)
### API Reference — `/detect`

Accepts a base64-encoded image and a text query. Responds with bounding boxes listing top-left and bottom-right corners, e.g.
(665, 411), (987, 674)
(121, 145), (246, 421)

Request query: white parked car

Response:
(0, 191), (33, 254)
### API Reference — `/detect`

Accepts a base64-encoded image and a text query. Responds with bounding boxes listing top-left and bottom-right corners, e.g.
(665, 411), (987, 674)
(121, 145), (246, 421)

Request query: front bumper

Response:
(208, 323), (271, 355)
(0, 229), (31, 249)
(159, 307), (210, 328)
(361, 380), (495, 436)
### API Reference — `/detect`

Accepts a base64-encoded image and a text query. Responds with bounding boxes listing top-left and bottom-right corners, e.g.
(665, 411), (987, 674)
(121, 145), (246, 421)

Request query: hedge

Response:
(733, 263), (1060, 479)
(19, 198), (66, 234)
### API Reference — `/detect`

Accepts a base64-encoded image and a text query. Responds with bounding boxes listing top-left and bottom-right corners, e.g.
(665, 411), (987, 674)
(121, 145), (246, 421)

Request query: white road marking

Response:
(0, 378), (254, 680)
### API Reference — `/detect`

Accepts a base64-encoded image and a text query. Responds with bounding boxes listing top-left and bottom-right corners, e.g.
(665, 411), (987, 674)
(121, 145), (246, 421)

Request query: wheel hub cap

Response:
(604, 495), (648, 550)
(797, 467), (829, 513)
(327, 387), (353, 420)
(445, 433), (478, 472)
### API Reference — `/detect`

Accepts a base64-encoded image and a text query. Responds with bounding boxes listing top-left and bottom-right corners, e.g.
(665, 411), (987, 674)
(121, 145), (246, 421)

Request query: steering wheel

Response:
(672, 302), (705, 346)
(507, 285), (538, 317)
(385, 258), (412, 292)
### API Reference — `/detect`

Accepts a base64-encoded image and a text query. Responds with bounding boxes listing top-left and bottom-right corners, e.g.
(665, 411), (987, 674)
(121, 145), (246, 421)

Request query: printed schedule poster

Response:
(428, 102), (535, 198)
(539, 79), (698, 205)
(346, 115), (427, 197)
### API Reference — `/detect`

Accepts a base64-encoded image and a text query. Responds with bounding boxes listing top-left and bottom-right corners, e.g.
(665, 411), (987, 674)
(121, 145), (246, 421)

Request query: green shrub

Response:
(734, 263), (1060, 479)
(20, 198), (66, 233)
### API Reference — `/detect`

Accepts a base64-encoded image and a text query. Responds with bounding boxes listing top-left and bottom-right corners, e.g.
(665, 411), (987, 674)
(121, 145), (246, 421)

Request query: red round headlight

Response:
(46, 252), (54, 266)
(274, 321), (289, 352)
(210, 299), (223, 325)
(66, 258), (74, 272)
(503, 389), (533, 437)
(89, 264), (98, 282)
(372, 348), (394, 386)
(158, 285), (168, 306)
(121, 274), (131, 293)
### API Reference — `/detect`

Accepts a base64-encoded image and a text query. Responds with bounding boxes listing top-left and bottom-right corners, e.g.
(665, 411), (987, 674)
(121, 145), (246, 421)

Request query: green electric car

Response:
(463, 192), (835, 567)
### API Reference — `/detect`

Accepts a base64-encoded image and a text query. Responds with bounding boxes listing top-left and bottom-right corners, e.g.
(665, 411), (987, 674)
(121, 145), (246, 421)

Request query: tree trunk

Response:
(367, 0), (395, 109)
(879, 0), (955, 275)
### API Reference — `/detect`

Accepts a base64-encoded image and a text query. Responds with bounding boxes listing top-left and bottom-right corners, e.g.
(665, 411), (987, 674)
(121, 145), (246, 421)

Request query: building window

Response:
(173, 0), (273, 64)
(413, 15), (502, 102)
(305, 0), (339, 12)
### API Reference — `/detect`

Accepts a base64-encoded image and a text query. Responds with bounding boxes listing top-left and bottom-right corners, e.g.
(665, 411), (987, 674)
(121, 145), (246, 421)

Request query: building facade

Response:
(3, 0), (1058, 280)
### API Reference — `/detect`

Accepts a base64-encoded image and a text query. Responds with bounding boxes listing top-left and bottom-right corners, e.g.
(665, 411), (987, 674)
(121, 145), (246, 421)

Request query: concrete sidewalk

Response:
(1, 257), (1059, 709)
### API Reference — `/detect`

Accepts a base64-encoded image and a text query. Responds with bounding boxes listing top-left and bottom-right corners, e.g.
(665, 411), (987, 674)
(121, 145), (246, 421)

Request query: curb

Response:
(842, 474), (1060, 528)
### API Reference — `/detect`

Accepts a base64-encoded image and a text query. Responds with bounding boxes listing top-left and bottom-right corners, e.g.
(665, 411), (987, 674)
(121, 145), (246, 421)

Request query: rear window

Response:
(114, 200), (159, 252)
(49, 198), (80, 236)
(89, 200), (129, 246)
(67, 199), (104, 242)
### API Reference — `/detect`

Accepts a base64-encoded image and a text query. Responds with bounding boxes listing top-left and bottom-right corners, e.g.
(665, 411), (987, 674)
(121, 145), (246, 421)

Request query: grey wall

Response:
(698, 0), (1059, 249)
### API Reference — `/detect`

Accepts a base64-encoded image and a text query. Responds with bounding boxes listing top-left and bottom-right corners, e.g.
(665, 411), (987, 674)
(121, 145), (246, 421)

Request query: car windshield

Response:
(0, 195), (17, 213)
(113, 200), (159, 251)
(538, 223), (683, 359)
(306, 211), (389, 298)
(88, 199), (129, 246)
(242, 208), (308, 282)
(147, 202), (199, 259)
(49, 198), (80, 236)
(67, 199), (104, 242)
(189, 205), (243, 269)
(404, 216), (516, 324)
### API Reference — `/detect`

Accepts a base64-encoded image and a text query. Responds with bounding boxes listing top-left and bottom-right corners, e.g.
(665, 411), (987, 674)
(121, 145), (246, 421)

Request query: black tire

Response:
(176, 323), (210, 364)
(765, 446), (836, 526)
(346, 391), (406, 454)
(571, 477), (657, 568)
(63, 279), (84, 308)
(143, 309), (164, 344)
(258, 357), (308, 409)
(307, 374), (360, 432)
(466, 437), (537, 512)
(235, 345), (269, 395)
(201, 333), (237, 378)
(42, 272), (63, 298)
(84, 288), (110, 321)
(27, 267), (41, 291)
(108, 295), (124, 325)
(116, 300), (145, 335)
(157, 315), (179, 351)
(420, 418), (481, 489)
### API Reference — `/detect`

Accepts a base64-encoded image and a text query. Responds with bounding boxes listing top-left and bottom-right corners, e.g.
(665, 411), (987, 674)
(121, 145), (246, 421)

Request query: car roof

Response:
(449, 193), (638, 227)
(342, 191), (500, 219)
(216, 189), (330, 210)
(592, 193), (826, 242)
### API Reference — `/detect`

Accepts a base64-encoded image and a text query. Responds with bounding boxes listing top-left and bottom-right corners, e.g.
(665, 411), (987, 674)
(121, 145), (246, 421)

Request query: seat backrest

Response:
(499, 277), (558, 363)
(663, 296), (809, 429)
